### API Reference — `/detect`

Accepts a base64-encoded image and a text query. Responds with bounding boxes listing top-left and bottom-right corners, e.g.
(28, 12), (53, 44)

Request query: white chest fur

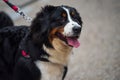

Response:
(35, 61), (64, 80)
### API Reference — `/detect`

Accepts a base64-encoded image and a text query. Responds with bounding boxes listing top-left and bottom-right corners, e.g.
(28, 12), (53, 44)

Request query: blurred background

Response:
(0, 0), (120, 80)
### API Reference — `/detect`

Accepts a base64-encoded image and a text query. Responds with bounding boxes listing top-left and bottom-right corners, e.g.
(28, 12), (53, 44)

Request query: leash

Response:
(3, 0), (32, 22)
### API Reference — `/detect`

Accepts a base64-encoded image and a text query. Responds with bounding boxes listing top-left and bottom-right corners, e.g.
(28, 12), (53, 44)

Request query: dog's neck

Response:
(43, 38), (72, 66)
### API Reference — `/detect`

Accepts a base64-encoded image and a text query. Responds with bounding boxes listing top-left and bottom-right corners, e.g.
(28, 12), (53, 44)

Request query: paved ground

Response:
(1, 0), (120, 80)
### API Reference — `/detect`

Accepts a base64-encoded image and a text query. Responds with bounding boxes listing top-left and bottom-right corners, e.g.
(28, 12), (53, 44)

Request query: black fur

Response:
(0, 5), (82, 80)
(0, 11), (14, 29)
(0, 26), (29, 80)
(30, 5), (58, 48)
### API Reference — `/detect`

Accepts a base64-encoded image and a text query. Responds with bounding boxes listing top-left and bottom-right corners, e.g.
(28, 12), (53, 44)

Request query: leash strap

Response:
(62, 66), (68, 80)
(3, 0), (32, 22)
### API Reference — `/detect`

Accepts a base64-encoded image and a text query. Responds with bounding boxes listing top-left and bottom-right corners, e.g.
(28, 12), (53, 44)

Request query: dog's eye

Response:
(56, 17), (66, 23)
(58, 18), (65, 23)
(61, 18), (66, 22)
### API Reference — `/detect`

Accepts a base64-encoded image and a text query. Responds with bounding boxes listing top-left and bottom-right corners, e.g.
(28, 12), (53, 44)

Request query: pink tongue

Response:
(66, 37), (80, 48)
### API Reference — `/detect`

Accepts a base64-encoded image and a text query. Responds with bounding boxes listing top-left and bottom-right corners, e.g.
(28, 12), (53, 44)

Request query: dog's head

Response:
(30, 5), (82, 48)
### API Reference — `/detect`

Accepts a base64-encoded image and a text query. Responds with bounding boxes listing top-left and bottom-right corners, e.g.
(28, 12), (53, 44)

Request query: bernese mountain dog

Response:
(0, 5), (82, 80)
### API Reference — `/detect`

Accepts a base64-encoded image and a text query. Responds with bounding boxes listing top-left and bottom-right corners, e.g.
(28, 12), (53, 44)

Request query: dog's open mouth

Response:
(56, 33), (80, 48)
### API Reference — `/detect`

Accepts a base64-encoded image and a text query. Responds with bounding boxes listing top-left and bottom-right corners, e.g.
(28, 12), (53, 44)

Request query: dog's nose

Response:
(72, 26), (81, 34)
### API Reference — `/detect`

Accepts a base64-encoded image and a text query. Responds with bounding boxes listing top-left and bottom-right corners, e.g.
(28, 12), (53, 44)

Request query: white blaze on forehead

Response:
(62, 7), (72, 22)
(62, 7), (80, 27)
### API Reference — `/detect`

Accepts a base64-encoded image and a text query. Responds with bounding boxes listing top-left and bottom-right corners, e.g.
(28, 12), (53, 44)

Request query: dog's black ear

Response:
(30, 5), (57, 34)
(30, 5), (57, 48)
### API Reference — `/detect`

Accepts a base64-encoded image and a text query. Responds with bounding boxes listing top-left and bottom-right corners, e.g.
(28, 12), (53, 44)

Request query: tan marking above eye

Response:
(71, 11), (75, 16)
(62, 13), (67, 18)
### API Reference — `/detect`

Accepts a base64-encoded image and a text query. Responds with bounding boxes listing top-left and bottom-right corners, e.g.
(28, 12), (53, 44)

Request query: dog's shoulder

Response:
(0, 26), (29, 44)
